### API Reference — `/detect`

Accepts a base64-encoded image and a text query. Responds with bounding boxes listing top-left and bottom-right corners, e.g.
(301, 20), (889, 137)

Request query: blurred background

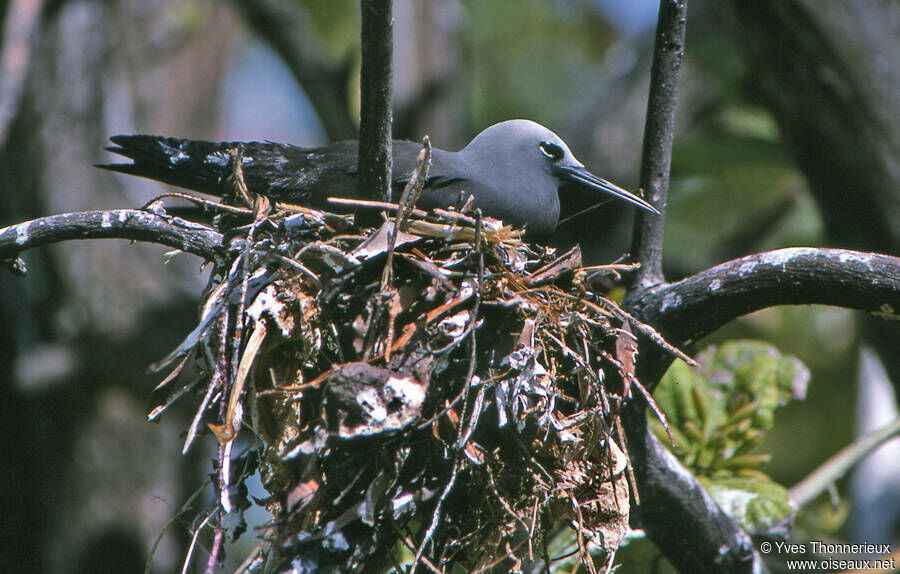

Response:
(0, 0), (897, 572)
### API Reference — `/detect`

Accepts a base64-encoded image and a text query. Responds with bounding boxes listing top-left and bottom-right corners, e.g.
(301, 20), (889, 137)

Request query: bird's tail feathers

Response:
(100, 135), (235, 196)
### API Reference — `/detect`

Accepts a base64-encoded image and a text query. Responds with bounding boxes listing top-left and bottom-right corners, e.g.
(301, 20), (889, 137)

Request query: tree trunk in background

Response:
(726, 0), (900, 546)
(727, 0), (900, 253)
(725, 0), (900, 381)
(0, 2), (238, 572)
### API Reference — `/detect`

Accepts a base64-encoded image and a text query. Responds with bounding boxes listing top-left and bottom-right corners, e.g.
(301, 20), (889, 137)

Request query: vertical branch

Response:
(358, 0), (394, 204)
(623, 421), (759, 573)
(623, 4), (771, 571)
(629, 0), (688, 290)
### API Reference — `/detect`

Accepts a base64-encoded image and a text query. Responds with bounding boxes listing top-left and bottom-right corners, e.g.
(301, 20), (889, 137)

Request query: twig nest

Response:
(152, 198), (673, 572)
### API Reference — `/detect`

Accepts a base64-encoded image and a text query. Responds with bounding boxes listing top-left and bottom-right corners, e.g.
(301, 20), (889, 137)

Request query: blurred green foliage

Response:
(459, 0), (614, 127)
(297, 0), (360, 55)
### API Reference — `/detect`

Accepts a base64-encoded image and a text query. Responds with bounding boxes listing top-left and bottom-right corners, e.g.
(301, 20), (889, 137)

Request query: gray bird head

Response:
(458, 119), (659, 233)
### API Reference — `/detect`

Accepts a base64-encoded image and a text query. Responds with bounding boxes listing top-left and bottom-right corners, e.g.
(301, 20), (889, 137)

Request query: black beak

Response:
(561, 165), (660, 215)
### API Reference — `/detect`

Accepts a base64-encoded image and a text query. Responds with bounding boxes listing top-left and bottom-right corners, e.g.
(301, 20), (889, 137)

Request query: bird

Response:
(101, 119), (659, 235)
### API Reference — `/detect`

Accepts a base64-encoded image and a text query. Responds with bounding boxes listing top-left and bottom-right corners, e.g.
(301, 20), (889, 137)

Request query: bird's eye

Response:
(539, 141), (564, 162)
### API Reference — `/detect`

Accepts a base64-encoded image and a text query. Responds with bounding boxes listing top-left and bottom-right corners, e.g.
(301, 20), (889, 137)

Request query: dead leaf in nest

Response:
(297, 241), (361, 275)
(247, 284), (294, 337)
(208, 422), (235, 445)
(615, 324), (637, 372)
(324, 362), (428, 439)
(526, 245), (583, 286)
(287, 478), (321, 513)
(615, 323), (639, 398)
(436, 309), (470, 339)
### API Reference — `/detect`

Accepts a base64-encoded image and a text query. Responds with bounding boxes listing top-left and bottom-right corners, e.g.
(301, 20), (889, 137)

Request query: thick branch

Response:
(0, 209), (224, 263)
(629, 0), (687, 288)
(358, 0), (393, 204)
(625, 413), (757, 574)
(231, 0), (357, 141)
(631, 247), (900, 350)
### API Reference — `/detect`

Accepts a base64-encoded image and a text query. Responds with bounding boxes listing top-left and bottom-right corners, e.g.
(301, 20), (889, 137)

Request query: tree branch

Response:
(0, 209), (224, 264)
(621, 6), (900, 571)
(623, 3), (759, 572)
(358, 0), (393, 204)
(632, 247), (900, 353)
(628, 0), (688, 289)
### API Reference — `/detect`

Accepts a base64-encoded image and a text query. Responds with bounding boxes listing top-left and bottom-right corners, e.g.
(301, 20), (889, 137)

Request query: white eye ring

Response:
(539, 141), (564, 161)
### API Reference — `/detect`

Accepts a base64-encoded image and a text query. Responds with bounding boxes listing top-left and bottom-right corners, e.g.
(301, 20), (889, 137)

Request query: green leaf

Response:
(698, 476), (795, 536)
(650, 340), (809, 476)
(649, 341), (809, 536)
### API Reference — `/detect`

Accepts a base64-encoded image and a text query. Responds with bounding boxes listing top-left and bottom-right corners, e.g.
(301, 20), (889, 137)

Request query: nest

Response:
(148, 145), (681, 574)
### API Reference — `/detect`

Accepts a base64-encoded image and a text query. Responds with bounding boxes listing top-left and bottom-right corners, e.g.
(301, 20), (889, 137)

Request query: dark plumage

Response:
(102, 120), (658, 235)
